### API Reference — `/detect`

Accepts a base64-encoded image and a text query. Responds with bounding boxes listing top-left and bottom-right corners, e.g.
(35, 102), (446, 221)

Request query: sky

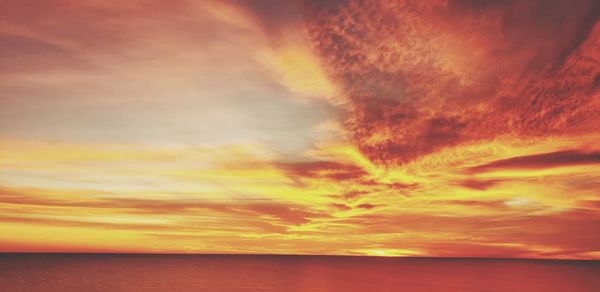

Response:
(1, 0), (599, 259)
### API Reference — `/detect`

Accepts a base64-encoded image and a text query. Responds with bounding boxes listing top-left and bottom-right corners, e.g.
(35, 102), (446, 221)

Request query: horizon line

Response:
(2, 252), (598, 262)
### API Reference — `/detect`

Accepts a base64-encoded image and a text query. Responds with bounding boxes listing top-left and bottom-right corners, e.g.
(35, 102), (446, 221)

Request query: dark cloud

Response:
(459, 179), (503, 190)
(277, 160), (368, 181)
(449, 0), (600, 69)
(467, 150), (600, 173)
(356, 203), (378, 210)
(330, 203), (352, 211)
(297, 0), (600, 165)
(341, 191), (370, 200)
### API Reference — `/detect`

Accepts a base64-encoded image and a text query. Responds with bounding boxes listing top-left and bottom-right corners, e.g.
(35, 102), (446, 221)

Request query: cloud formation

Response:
(467, 150), (600, 173)
(1, 0), (599, 259)
(300, 0), (600, 165)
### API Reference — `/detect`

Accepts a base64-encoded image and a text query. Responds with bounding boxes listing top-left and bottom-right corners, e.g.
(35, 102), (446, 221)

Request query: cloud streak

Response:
(467, 150), (600, 173)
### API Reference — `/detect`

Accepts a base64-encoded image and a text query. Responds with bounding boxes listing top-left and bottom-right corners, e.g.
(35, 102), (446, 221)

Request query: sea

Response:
(0, 254), (598, 291)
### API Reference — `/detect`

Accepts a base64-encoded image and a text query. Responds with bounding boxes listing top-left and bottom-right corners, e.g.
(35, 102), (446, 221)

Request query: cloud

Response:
(233, 0), (303, 36)
(1, 1), (600, 258)
(0, 0), (336, 155)
(467, 150), (600, 173)
(0, 186), (328, 236)
(276, 160), (367, 181)
(298, 0), (600, 165)
(356, 203), (378, 210)
(458, 179), (503, 190)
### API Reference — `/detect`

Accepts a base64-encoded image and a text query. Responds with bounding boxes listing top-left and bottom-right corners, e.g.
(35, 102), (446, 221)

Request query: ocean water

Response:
(0, 254), (598, 292)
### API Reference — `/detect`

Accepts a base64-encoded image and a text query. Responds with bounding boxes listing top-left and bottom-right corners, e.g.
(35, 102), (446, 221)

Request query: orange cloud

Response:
(1, 0), (599, 259)
(298, 0), (600, 165)
(467, 150), (600, 173)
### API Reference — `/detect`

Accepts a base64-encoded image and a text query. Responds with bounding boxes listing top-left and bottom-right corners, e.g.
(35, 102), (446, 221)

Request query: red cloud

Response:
(467, 150), (600, 173)
(298, 0), (600, 165)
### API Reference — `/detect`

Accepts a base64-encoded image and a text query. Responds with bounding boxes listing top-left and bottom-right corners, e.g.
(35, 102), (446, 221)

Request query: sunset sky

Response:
(1, 0), (599, 259)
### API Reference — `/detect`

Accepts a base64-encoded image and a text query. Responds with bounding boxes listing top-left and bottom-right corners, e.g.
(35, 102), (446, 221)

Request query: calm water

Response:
(0, 254), (598, 292)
